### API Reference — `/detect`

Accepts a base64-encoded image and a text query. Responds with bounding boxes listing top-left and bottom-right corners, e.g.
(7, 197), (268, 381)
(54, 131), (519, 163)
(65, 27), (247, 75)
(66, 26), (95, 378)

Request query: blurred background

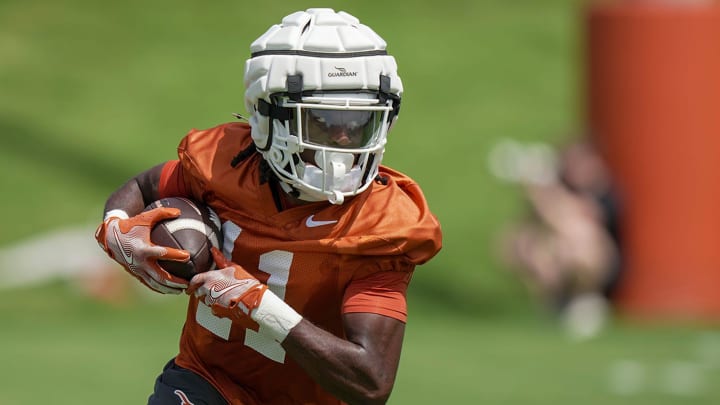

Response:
(1, 0), (719, 403)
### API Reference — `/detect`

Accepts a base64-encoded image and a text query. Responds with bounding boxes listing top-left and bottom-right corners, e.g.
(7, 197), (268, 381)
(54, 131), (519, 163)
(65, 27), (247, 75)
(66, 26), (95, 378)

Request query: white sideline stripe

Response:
(0, 225), (115, 288)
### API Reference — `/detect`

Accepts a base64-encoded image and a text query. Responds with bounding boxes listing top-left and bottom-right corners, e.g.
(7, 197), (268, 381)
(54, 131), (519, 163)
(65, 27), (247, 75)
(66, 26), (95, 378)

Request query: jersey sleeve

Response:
(158, 160), (190, 198)
(342, 270), (413, 322)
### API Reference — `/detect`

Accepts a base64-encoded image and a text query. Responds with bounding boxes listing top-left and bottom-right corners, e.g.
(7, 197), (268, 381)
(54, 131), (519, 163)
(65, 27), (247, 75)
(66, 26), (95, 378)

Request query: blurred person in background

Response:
(491, 137), (623, 338)
(94, 8), (442, 405)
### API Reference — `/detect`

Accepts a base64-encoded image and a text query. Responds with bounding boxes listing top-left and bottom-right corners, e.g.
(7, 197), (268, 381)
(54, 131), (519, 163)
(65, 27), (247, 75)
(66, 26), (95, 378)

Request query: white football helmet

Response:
(244, 8), (403, 204)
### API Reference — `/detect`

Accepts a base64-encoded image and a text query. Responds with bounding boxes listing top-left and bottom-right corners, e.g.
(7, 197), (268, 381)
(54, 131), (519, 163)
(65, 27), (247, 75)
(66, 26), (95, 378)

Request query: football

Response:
(143, 197), (223, 280)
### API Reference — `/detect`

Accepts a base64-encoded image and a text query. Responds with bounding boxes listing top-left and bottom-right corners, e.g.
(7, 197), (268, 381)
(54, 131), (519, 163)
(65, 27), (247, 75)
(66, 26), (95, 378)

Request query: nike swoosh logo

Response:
(305, 215), (338, 228)
(209, 283), (247, 300)
(113, 228), (134, 265)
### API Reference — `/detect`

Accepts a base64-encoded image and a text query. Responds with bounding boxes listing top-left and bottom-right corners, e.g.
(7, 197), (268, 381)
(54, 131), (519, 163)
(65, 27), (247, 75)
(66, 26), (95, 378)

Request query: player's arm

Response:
(189, 249), (404, 404)
(95, 163), (191, 294)
(283, 313), (404, 405)
(102, 163), (166, 217)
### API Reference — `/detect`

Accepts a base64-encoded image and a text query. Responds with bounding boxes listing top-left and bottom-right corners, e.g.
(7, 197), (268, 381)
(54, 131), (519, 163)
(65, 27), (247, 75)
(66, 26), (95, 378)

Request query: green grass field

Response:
(1, 0), (719, 403)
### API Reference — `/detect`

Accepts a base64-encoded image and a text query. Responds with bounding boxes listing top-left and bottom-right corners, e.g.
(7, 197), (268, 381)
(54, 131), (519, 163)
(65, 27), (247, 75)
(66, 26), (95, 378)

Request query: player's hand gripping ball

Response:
(96, 206), (191, 294)
(143, 197), (224, 280)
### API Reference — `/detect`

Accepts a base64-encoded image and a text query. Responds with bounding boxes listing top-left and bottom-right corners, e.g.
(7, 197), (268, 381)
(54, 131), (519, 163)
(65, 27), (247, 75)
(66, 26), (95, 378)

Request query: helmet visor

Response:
(300, 108), (384, 150)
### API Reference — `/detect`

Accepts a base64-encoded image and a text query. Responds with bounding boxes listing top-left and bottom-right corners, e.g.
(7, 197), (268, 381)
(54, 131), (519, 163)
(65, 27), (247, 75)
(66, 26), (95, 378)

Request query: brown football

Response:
(143, 197), (223, 280)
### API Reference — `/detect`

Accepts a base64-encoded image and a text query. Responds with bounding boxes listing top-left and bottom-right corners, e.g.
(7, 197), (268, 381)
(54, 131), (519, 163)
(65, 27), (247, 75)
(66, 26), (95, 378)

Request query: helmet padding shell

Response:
(243, 8), (402, 204)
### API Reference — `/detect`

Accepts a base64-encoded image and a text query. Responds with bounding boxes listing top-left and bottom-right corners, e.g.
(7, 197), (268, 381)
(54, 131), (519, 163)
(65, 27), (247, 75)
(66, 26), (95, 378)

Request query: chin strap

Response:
(378, 74), (401, 123)
(276, 181), (346, 205)
(277, 181), (315, 202)
(374, 174), (389, 185)
(230, 142), (258, 168)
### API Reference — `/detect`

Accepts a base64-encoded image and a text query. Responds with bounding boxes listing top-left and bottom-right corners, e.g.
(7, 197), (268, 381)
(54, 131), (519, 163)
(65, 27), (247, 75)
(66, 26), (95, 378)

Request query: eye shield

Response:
(279, 93), (392, 152)
(301, 108), (383, 149)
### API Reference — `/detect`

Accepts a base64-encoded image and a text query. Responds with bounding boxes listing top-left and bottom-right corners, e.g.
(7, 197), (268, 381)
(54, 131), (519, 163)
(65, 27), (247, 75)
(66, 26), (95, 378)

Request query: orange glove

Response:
(95, 208), (191, 294)
(189, 248), (302, 342)
(187, 248), (268, 322)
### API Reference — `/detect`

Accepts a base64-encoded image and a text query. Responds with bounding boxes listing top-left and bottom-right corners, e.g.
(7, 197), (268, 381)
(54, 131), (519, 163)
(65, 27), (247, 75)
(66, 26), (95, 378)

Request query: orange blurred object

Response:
(586, 0), (720, 319)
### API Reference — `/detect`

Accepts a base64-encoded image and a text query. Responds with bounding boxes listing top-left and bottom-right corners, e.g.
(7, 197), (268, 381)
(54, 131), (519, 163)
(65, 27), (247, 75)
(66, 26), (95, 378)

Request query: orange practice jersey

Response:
(157, 122), (442, 404)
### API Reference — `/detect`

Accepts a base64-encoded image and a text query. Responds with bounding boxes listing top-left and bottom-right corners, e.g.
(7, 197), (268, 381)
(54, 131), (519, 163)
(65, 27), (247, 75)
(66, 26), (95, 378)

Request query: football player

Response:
(95, 8), (442, 405)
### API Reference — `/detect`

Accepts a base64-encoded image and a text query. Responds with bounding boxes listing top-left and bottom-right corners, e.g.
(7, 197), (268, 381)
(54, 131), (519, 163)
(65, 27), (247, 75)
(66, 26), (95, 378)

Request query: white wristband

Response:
(104, 209), (129, 221)
(250, 291), (303, 343)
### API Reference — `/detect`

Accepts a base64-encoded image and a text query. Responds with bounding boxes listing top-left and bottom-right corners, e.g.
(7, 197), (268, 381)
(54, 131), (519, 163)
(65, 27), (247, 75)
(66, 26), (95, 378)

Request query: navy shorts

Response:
(147, 359), (227, 405)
